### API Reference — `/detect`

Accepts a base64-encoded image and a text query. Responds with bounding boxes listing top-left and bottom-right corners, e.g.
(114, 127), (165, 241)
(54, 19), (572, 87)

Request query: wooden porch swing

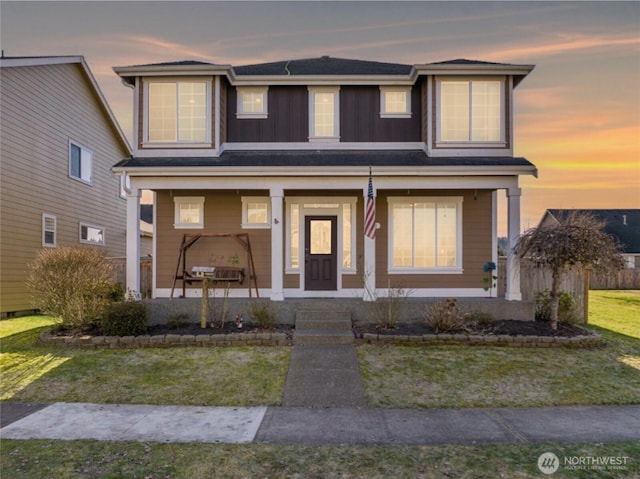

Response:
(170, 233), (259, 299)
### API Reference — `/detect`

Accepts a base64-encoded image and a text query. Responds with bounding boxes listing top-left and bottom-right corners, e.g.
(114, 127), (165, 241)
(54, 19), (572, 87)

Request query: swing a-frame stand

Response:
(170, 233), (259, 299)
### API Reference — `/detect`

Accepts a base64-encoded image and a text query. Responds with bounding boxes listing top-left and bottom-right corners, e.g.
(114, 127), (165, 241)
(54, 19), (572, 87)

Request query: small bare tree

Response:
(516, 211), (624, 330)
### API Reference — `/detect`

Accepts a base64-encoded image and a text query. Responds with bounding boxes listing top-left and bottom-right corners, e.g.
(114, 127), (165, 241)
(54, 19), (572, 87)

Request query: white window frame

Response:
(236, 87), (268, 119)
(436, 77), (505, 147)
(285, 197), (357, 274)
(308, 86), (340, 142)
(79, 222), (106, 246)
(380, 86), (412, 118)
(143, 78), (212, 147)
(42, 213), (57, 247)
(387, 197), (463, 274)
(173, 196), (205, 229)
(241, 197), (271, 229)
(69, 140), (93, 185)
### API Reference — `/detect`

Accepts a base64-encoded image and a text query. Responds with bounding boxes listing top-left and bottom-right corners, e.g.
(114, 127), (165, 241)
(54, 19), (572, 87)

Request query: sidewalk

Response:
(2, 402), (639, 446)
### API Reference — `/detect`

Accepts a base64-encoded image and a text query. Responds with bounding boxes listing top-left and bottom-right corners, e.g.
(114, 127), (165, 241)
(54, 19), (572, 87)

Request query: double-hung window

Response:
(438, 78), (503, 144)
(147, 80), (210, 144)
(69, 141), (92, 184)
(388, 197), (463, 273)
(308, 87), (340, 141)
(42, 214), (56, 247)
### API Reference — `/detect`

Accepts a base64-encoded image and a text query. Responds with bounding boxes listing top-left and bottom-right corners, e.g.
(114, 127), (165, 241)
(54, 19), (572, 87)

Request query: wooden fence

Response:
(108, 257), (153, 299)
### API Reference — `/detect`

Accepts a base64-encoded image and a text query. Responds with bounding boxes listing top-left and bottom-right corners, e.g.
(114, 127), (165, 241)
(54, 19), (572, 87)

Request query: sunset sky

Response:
(2, 1), (639, 233)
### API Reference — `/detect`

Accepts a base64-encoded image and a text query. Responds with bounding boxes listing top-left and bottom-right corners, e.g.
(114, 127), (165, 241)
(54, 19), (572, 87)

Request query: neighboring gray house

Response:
(0, 56), (132, 316)
(539, 209), (640, 268)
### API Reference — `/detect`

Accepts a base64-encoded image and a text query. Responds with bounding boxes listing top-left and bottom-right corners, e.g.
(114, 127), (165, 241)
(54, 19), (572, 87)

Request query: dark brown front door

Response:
(305, 216), (337, 291)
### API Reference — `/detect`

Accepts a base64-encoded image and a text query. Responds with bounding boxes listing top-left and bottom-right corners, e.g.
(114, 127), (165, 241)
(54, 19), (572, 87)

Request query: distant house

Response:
(0, 56), (132, 316)
(140, 204), (153, 257)
(112, 56), (537, 301)
(539, 209), (640, 268)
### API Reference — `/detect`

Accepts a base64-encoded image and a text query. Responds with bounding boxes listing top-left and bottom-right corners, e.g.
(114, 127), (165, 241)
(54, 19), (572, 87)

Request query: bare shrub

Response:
(424, 298), (468, 333)
(27, 246), (113, 330)
(249, 300), (276, 330)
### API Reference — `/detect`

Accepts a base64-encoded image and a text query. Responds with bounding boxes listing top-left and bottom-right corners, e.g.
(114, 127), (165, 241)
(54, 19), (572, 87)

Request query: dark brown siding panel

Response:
(226, 86), (308, 142)
(340, 86), (421, 142)
(137, 84), (144, 149)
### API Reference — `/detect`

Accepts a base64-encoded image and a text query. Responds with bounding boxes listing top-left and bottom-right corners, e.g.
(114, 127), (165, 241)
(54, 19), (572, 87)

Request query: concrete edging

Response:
(40, 329), (602, 349)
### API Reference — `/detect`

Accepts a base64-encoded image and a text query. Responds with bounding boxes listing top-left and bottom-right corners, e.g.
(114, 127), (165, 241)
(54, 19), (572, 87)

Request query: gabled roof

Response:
(428, 58), (513, 66)
(542, 209), (640, 254)
(234, 56), (413, 76)
(1, 55), (132, 155)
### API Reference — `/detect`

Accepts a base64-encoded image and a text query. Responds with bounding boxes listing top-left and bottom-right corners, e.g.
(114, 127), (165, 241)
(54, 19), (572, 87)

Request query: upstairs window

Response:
(147, 80), (210, 144)
(237, 87), (268, 118)
(309, 87), (340, 140)
(69, 141), (92, 184)
(380, 86), (411, 118)
(438, 79), (503, 144)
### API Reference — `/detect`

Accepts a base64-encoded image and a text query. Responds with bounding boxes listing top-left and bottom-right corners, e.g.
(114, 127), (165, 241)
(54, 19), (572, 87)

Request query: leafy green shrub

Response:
(466, 310), (495, 328)
(27, 246), (113, 330)
(249, 301), (276, 330)
(535, 289), (579, 324)
(424, 298), (468, 333)
(101, 301), (149, 336)
(108, 283), (126, 302)
(166, 313), (189, 330)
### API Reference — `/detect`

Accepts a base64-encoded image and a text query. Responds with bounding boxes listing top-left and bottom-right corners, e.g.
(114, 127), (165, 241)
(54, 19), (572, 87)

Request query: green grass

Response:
(1, 440), (637, 479)
(358, 290), (640, 408)
(1, 316), (289, 406)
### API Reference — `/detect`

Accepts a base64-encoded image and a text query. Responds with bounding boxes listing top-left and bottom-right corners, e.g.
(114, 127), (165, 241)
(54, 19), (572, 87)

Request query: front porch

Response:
(144, 297), (535, 326)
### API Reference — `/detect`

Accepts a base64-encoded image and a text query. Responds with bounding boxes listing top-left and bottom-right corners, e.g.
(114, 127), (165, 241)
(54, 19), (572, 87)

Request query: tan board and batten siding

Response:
(0, 62), (129, 314)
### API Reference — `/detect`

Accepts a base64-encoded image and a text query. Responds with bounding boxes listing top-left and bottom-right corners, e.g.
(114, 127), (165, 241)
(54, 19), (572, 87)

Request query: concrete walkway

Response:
(2, 402), (639, 445)
(282, 345), (367, 407)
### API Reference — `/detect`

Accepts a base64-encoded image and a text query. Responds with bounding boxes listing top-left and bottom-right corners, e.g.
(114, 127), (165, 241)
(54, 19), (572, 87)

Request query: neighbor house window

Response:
(79, 222), (105, 246)
(69, 141), (92, 184)
(242, 197), (270, 229)
(309, 87), (340, 140)
(380, 86), (411, 118)
(438, 79), (503, 143)
(42, 214), (56, 247)
(236, 87), (268, 118)
(174, 197), (205, 229)
(388, 197), (463, 272)
(147, 80), (210, 143)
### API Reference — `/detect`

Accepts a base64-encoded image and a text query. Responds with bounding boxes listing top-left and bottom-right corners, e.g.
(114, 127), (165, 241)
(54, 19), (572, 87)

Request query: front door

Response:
(305, 216), (337, 291)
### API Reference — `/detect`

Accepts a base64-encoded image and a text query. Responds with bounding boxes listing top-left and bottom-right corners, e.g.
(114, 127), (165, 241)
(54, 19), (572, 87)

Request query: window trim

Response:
(142, 77), (212, 147)
(69, 140), (93, 185)
(79, 222), (106, 246)
(173, 196), (205, 229)
(379, 86), (412, 118)
(308, 86), (340, 142)
(42, 213), (57, 247)
(387, 196), (463, 274)
(241, 197), (271, 229)
(435, 77), (506, 147)
(236, 87), (268, 119)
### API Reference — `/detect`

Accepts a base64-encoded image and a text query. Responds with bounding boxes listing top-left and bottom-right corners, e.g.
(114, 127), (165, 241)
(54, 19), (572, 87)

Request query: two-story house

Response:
(113, 56), (536, 302)
(0, 56), (132, 316)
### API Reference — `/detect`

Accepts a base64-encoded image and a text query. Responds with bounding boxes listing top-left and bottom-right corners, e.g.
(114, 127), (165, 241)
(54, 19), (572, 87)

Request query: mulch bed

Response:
(357, 320), (592, 338)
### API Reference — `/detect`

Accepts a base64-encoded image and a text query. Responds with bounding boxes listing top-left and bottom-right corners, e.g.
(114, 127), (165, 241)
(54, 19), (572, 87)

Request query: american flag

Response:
(364, 168), (376, 239)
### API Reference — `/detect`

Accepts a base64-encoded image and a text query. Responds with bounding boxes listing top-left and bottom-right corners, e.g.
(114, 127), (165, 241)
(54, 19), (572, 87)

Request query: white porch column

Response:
(506, 187), (522, 300)
(363, 186), (376, 302)
(270, 188), (284, 301)
(126, 187), (141, 298)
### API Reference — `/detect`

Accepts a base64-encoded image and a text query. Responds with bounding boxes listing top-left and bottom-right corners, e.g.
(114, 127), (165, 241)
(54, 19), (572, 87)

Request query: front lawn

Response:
(2, 439), (638, 479)
(0, 316), (289, 406)
(358, 290), (640, 408)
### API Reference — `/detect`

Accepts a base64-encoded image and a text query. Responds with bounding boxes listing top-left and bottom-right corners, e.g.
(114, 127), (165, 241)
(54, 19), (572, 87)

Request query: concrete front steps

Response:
(293, 311), (354, 345)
